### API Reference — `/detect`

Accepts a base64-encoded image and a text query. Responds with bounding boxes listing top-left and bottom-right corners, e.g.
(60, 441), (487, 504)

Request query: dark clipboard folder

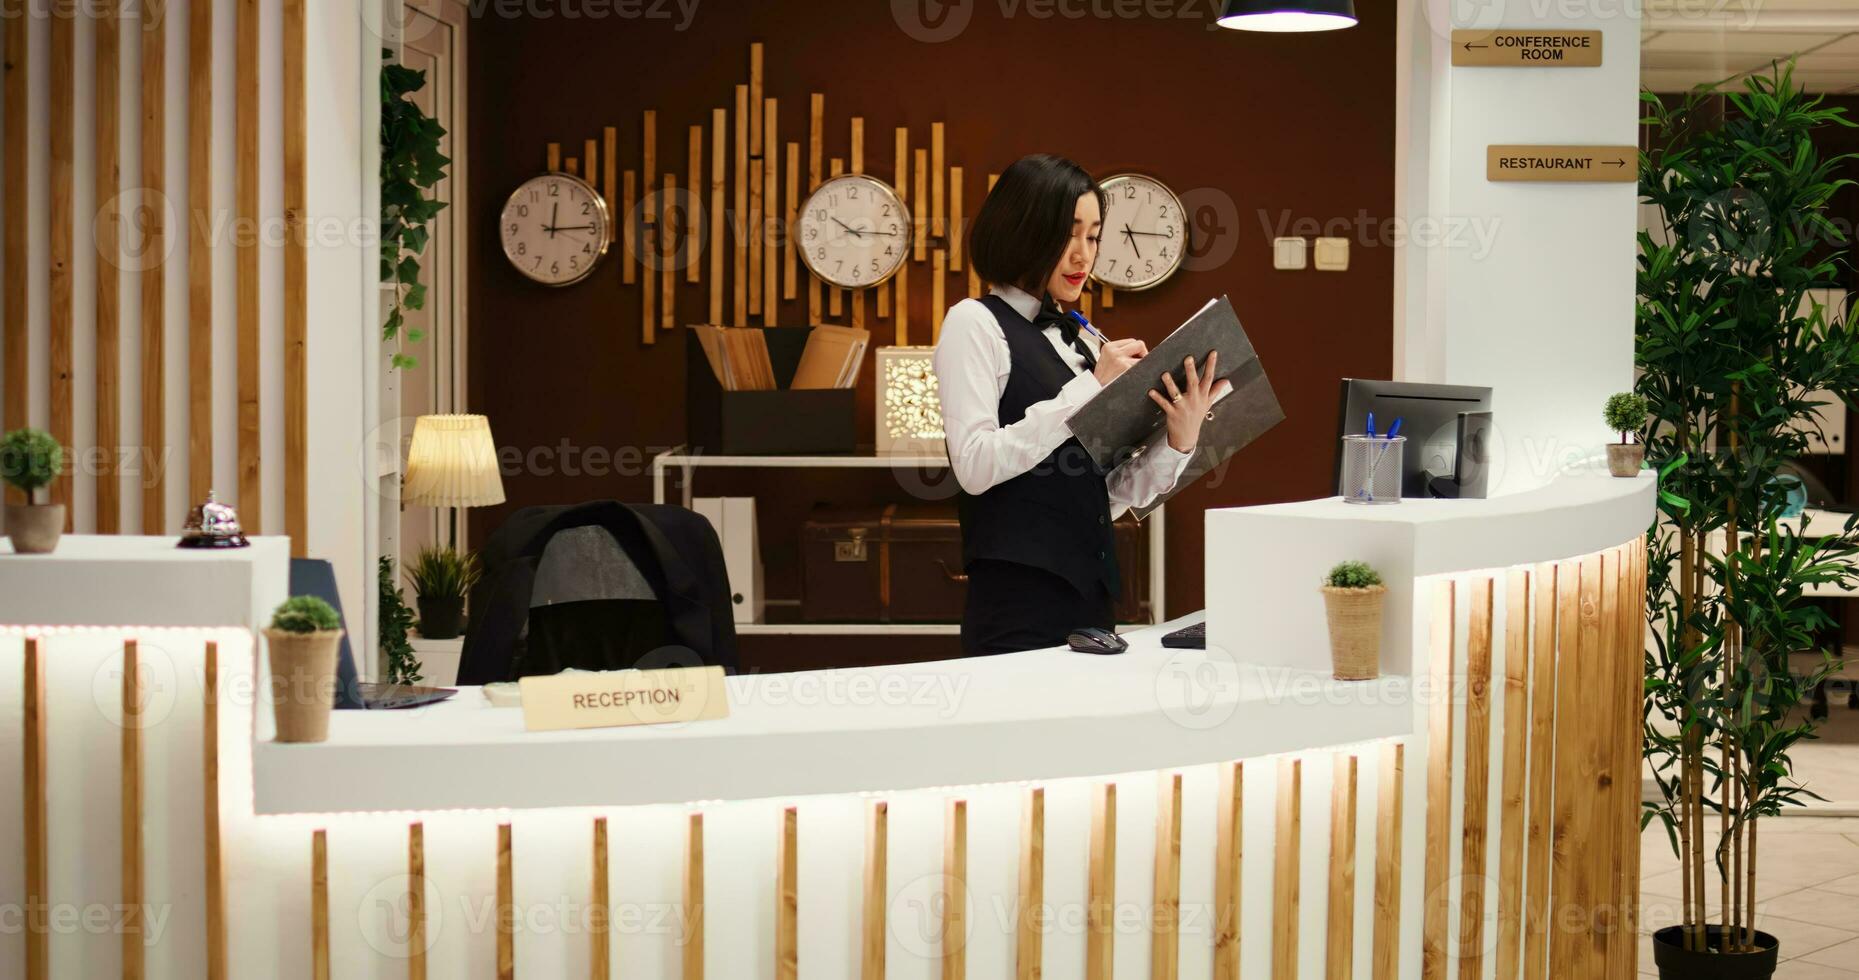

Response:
(1064, 295), (1285, 519)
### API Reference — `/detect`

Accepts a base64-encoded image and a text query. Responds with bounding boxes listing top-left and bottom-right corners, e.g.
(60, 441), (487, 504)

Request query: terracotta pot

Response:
(1607, 443), (1645, 478)
(1321, 584), (1385, 681)
(4, 503), (65, 554)
(417, 596), (465, 640)
(264, 627), (344, 743)
(1652, 925), (1778, 980)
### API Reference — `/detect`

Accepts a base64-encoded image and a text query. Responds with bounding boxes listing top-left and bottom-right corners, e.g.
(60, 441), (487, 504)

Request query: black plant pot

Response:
(1653, 925), (1779, 980)
(417, 596), (465, 640)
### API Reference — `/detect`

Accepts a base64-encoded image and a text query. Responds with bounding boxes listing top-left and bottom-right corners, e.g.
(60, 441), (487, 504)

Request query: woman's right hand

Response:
(1094, 338), (1148, 385)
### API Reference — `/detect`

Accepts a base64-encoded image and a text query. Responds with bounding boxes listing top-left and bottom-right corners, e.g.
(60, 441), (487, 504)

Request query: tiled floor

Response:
(1637, 816), (1859, 977)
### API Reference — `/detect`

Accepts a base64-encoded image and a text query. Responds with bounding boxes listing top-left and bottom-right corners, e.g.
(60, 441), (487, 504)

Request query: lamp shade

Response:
(402, 414), (506, 509)
(1217, 0), (1356, 31)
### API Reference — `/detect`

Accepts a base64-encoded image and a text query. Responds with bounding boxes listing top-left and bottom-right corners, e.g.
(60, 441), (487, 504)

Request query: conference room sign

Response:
(1452, 29), (1603, 67)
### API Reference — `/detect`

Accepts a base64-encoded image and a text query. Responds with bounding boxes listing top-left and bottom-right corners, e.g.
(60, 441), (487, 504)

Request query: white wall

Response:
(1396, 0), (1643, 493)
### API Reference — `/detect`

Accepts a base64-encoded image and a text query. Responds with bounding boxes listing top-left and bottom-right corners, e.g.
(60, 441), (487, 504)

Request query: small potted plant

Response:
(264, 595), (344, 743)
(1, 427), (66, 554)
(406, 546), (481, 640)
(1602, 392), (1649, 477)
(1320, 560), (1385, 681)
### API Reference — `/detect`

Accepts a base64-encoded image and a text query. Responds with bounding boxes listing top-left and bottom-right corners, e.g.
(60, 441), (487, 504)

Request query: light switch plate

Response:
(1272, 236), (1308, 271)
(1314, 237), (1350, 271)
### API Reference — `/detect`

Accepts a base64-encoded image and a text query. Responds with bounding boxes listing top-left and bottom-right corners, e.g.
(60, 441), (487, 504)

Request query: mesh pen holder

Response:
(1341, 435), (1405, 504)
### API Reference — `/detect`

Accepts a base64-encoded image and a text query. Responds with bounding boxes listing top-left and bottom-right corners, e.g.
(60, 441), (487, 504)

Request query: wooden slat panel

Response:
(748, 158), (761, 317)
(187, 0), (214, 505)
(944, 799), (967, 980)
(931, 122), (945, 237)
(592, 817), (610, 979)
(1459, 577), (1497, 980)
(849, 117), (863, 174)
(312, 830), (329, 980)
(94, 0), (123, 530)
(1327, 754), (1358, 980)
(931, 250), (946, 344)
(409, 823), (426, 980)
(776, 806), (798, 980)
(783, 142), (798, 301)
(685, 812), (705, 980)
(1153, 772), (1182, 980)
(1101, 283), (1113, 308)
(828, 158), (844, 318)
(1080, 289), (1092, 319)
(124, 640), (145, 980)
(2, 6), (26, 483)
(913, 149), (927, 261)
(497, 824), (514, 980)
(1420, 579), (1456, 980)
(732, 86), (747, 326)
(142, 1), (170, 533)
(23, 638), (47, 980)
(949, 166), (964, 271)
(603, 125), (617, 230)
(1214, 761), (1242, 979)
(234, 0), (260, 532)
(204, 642), (226, 980)
(1496, 567), (1533, 980)
(644, 110), (657, 221)
(565, 158), (578, 177)
(863, 802), (887, 980)
(762, 99), (777, 328)
(748, 43), (763, 155)
(282, 0), (307, 553)
(642, 223), (657, 346)
(709, 110), (724, 323)
(895, 258), (909, 345)
(1273, 758), (1302, 980)
(1087, 783), (1115, 980)
(50, 10), (74, 526)
(1547, 557), (1588, 978)
(1017, 787), (1044, 980)
(1596, 549), (1622, 976)
(688, 126), (702, 284)
(806, 94), (822, 323)
(547, 143), (560, 171)
(1522, 561), (1559, 980)
(661, 175), (676, 331)
(1372, 743), (1405, 979)
(623, 169), (638, 286)
(1623, 541), (1646, 972)
(584, 139), (597, 187)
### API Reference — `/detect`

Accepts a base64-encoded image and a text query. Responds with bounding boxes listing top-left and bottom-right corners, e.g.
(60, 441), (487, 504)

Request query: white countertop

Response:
(252, 613), (1413, 814)
(0, 534), (291, 630)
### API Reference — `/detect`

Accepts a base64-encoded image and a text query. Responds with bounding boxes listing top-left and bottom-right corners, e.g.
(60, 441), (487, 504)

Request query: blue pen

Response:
(1366, 412), (1376, 439)
(1067, 310), (1112, 347)
(1385, 417), (1403, 440)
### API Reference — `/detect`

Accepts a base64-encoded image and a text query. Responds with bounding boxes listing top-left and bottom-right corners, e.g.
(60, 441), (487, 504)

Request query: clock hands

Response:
(831, 216), (867, 239)
(1124, 228), (1175, 238)
(544, 202), (560, 239)
(1122, 223), (1143, 260)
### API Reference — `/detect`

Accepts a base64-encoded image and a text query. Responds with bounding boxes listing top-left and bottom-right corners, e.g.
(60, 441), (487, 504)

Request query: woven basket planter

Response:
(264, 628), (344, 743)
(1321, 584), (1386, 681)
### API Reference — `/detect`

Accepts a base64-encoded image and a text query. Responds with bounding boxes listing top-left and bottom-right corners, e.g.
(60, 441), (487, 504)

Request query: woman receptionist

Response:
(934, 154), (1227, 655)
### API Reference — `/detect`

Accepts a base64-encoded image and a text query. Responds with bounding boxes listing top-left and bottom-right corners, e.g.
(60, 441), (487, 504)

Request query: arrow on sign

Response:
(1463, 42), (1488, 50)
(1603, 158), (1627, 167)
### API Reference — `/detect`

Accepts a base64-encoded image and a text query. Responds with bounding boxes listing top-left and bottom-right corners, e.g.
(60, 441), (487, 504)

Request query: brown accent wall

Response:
(466, 1), (1396, 669)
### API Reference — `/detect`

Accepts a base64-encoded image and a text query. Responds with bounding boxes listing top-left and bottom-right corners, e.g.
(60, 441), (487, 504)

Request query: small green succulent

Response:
(1325, 560), (1383, 590)
(271, 595), (342, 634)
(1602, 392), (1649, 444)
(0, 428), (64, 502)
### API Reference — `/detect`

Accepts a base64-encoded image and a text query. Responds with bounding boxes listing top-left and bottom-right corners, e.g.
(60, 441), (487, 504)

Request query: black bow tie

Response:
(1032, 296), (1096, 370)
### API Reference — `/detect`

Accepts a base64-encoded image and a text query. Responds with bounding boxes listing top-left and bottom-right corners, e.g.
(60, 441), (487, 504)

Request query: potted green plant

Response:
(1602, 391), (1649, 477)
(379, 555), (423, 685)
(264, 595), (344, 743)
(1638, 64), (1859, 978)
(406, 546), (480, 640)
(1, 427), (66, 554)
(1319, 560), (1384, 681)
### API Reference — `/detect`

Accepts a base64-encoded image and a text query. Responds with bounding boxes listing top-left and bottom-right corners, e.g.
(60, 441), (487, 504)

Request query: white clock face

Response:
(500, 173), (611, 286)
(798, 174), (911, 289)
(1092, 174), (1187, 291)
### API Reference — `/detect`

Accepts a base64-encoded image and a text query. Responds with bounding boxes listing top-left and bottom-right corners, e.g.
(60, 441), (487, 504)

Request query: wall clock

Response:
(1091, 173), (1186, 291)
(499, 172), (611, 287)
(797, 173), (912, 289)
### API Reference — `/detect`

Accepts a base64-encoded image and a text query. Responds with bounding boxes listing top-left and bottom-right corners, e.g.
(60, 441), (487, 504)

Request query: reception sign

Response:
(520, 665), (731, 731)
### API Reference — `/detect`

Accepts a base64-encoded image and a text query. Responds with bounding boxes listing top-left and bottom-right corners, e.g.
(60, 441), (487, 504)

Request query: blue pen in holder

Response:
(1341, 434), (1405, 504)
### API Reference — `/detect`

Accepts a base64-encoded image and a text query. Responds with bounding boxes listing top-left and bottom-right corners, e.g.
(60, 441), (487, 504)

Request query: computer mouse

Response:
(1067, 626), (1128, 655)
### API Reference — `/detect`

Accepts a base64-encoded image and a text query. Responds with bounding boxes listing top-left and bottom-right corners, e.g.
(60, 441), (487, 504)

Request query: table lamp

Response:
(402, 414), (505, 548)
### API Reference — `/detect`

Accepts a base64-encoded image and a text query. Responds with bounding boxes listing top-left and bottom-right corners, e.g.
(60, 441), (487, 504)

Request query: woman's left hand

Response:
(1148, 351), (1232, 454)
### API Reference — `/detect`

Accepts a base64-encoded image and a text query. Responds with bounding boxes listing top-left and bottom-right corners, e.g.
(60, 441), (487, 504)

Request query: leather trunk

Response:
(799, 503), (1149, 624)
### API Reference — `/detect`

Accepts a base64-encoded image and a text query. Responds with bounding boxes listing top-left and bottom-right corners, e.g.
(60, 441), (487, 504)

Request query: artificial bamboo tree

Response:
(1638, 64), (1859, 966)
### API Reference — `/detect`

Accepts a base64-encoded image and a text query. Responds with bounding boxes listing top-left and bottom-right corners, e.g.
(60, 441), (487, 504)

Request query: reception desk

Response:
(1, 472), (1653, 979)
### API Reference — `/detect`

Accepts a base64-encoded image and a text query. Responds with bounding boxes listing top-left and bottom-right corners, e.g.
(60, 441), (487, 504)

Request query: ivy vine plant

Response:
(381, 50), (450, 371)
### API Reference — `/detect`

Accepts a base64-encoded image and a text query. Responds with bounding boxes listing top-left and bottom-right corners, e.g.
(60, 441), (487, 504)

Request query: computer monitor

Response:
(1335, 380), (1495, 499)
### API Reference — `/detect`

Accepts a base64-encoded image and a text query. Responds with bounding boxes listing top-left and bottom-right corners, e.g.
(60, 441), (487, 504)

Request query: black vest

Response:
(955, 295), (1120, 599)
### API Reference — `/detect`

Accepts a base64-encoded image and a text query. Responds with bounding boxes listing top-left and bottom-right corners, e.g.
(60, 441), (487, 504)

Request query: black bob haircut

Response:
(967, 154), (1107, 298)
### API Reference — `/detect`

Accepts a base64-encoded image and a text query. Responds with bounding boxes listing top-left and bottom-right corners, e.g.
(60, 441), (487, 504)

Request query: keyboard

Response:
(1161, 620), (1206, 649)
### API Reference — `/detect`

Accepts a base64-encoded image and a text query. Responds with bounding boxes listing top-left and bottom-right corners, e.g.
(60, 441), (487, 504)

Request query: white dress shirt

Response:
(934, 284), (1192, 519)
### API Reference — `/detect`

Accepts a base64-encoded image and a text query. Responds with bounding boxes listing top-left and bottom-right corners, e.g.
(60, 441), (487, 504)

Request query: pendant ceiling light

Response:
(1216, 0), (1357, 32)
